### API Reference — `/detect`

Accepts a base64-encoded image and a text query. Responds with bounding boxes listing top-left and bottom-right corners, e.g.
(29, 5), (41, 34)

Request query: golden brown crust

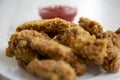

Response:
(30, 37), (75, 61)
(16, 18), (76, 38)
(55, 27), (107, 65)
(16, 17), (106, 65)
(6, 18), (120, 79)
(30, 36), (86, 75)
(6, 30), (86, 76)
(27, 59), (76, 80)
(97, 31), (120, 72)
(6, 30), (49, 68)
(78, 17), (103, 36)
(6, 30), (49, 57)
(78, 17), (120, 72)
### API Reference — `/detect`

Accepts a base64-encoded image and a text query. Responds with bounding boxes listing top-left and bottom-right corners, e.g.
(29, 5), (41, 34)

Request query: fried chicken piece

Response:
(16, 18), (76, 38)
(55, 26), (107, 65)
(78, 17), (120, 72)
(6, 17), (120, 79)
(27, 59), (76, 80)
(30, 37), (75, 62)
(78, 17), (103, 36)
(30, 35), (86, 75)
(6, 30), (50, 68)
(97, 31), (120, 72)
(6, 30), (86, 75)
(16, 18), (107, 65)
(7, 29), (77, 80)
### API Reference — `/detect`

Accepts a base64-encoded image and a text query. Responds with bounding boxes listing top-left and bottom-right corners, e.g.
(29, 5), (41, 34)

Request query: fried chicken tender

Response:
(55, 26), (107, 65)
(27, 59), (76, 80)
(78, 17), (103, 36)
(6, 30), (50, 68)
(6, 18), (120, 80)
(16, 18), (106, 64)
(7, 29), (77, 80)
(30, 37), (75, 61)
(16, 18), (76, 38)
(6, 30), (86, 76)
(15, 18), (107, 65)
(97, 31), (120, 72)
(78, 17), (120, 72)
(30, 37), (86, 75)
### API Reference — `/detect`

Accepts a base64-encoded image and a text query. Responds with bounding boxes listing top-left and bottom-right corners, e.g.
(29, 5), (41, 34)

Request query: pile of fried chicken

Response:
(6, 17), (120, 80)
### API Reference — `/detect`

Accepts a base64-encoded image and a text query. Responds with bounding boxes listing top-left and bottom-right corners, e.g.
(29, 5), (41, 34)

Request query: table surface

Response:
(1, 0), (120, 80)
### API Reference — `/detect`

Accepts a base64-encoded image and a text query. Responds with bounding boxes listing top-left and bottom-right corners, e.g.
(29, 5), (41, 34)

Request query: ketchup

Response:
(39, 5), (77, 21)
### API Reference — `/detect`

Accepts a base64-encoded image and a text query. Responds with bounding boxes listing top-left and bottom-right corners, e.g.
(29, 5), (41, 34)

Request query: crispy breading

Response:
(6, 30), (50, 68)
(30, 37), (75, 61)
(30, 37), (86, 75)
(15, 18), (107, 65)
(16, 18), (107, 65)
(78, 17), (120, 72)
(55, 26), (107, 65)
(27, 59), (76, 80)
(6, 18), (120, 80)
(6, 30), (86, 75)
(97, 31), (120, 72)
(78, 17), (103, 36)
(6, 30), (49, 57)
(16, 18), (76, 38)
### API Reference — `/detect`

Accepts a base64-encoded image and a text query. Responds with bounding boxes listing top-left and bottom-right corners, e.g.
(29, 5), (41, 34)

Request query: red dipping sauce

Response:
(39, 5), (77, 21)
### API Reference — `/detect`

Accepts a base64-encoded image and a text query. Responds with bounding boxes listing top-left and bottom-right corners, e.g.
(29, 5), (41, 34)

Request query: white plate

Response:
(1, 0), (120, 80)
(1, 44), (120, 80)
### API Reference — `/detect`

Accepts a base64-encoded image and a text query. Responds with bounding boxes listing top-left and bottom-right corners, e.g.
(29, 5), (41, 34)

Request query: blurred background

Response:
(0, 0), (120, 79)
(1, 0), (120, 35)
